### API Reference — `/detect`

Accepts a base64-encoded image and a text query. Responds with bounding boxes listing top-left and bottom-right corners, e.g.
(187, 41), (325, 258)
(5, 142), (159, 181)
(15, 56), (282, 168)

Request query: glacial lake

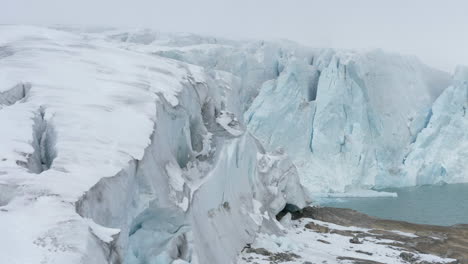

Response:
(319, 183), (468, 226)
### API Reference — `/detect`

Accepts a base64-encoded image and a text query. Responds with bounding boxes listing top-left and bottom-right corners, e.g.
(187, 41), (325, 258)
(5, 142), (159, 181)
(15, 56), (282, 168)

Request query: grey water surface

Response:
(320, 183), (468, 226)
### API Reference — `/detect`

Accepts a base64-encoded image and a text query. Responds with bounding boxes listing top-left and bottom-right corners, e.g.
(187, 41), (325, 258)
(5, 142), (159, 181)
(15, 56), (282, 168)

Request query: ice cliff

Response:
(0, 25), (466, 264)
(401, 66), (468, 186)
(246, 49), (461, 193)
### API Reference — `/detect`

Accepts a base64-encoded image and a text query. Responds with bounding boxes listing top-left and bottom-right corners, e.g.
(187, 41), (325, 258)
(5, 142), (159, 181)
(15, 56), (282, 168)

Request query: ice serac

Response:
(102, 29), (316, 115)
(76, 79), (307, 264)
(401, 66), (468, 186)
(0, 26), (307, 264)
(246, 50), (451, 193)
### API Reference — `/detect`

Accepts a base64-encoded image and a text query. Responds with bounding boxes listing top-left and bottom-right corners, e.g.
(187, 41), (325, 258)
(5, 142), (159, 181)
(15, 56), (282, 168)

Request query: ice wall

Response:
(246, 49), (452, 193)
(401, 66), (468, 186)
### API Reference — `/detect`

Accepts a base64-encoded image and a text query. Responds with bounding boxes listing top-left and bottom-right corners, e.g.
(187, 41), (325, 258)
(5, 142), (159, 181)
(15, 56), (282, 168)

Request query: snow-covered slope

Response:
(0, 26), (307, 264)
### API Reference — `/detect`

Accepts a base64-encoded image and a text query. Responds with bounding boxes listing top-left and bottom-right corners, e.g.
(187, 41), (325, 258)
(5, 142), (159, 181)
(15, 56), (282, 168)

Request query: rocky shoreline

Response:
(290, 207), (468, 263)
(238, 207), (467, 264)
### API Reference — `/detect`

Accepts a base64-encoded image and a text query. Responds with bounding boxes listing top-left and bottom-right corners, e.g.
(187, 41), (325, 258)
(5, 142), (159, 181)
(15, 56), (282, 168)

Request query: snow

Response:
(314, 189), (398, 199)
(166, 162), (185, 192)
(389, 230), (419, 238)
(215, 110), (244, 136)
(85, 218), (120, 243)
(304, 218), (370, 232)
(238, 217), (455, 264)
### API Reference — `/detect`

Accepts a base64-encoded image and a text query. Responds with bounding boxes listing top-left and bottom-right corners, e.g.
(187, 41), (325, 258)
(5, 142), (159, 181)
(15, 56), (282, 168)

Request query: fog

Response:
(2, 0), (467, 72)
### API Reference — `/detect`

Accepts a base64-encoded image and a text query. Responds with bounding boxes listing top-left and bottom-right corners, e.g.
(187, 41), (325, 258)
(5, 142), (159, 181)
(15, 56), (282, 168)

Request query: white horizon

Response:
(2, 0), (467, 72)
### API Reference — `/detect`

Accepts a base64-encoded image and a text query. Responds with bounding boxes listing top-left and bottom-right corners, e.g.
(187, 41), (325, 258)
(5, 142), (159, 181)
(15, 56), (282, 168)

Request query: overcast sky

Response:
(2, 0), (467, 72)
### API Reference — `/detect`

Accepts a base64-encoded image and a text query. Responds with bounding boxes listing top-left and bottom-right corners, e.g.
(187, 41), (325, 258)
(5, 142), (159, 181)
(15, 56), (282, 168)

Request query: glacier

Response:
(0, 26), (308, 264)
(0, 25), (466, 264)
